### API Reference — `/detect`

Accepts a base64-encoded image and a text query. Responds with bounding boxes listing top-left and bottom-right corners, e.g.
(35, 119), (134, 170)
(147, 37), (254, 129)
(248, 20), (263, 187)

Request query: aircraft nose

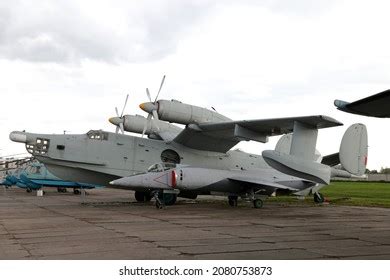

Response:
(110, 176), (142, 187)
(108, 117), (122, 125)
(139, 102), (157, 113)
(9, 131), (27, 143)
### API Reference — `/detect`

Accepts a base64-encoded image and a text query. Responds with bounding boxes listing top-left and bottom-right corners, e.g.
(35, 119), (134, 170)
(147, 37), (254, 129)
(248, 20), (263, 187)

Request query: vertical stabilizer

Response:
(290, 121), (318, 161)
(339, 124), (368, 176)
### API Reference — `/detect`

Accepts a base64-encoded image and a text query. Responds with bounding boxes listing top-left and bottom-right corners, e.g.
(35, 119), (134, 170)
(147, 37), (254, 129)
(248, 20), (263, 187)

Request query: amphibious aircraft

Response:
(334, 89), (390, 117)
(9, 77), (368, 208)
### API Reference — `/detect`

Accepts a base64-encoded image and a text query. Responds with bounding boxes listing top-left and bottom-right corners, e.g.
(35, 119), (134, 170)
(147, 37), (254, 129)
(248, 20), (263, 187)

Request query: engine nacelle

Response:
(151, 99), (231, 125)
(123, 115), (181, 139)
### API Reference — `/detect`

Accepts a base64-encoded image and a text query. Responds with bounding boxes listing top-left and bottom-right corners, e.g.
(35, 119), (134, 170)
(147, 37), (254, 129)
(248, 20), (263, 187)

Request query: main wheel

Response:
(134, 191), (145, 202)
(26, 188), (32, 193)
(73, 189), (81, 195)
(314, 192), (325, 203)
(134, 191), (152, 202)
(228, 195), (238, 207)
(253, 199), (263, 208)
(160, 193), (177, 206)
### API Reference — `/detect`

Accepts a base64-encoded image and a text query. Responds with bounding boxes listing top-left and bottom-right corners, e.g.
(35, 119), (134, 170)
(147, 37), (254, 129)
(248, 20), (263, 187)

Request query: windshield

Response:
(147, 162), (176, 173)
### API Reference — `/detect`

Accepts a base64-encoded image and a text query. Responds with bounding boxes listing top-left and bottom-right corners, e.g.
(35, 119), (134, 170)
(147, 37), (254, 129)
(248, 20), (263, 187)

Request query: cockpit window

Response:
(147, 164), (161, 173)
(26, 138), (50, 155)
(162, 162), (176, 170)
(147, 162), (176, 173)
(87, 130), (108, 140)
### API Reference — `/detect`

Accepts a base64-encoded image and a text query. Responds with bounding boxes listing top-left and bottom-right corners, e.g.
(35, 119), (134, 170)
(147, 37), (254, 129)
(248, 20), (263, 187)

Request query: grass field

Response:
(268, 181), (390, 208)
(320, 181), (390, 208)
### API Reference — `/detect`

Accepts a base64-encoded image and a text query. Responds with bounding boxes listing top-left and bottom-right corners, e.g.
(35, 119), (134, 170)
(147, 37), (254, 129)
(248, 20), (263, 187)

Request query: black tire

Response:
(228, 195), (238, 207)
(314, 192), (325, 203)
(144, 192), (152, 202)
(26, 188), (32, 193)
(161, 193), (177, 206)
(253, 199), (263, 208)
(73, 189), (81, 195)
(134, 191), (152, 202)
(134, 191), (145, 202)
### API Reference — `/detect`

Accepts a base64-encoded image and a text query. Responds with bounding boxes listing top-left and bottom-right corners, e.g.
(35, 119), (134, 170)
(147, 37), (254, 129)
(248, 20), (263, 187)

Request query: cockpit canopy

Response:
(87, 130), (108, 140)
(147, 162), (177, 173)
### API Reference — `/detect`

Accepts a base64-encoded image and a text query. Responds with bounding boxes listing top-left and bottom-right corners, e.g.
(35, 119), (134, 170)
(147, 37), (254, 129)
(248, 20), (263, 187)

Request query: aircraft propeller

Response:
(140, 75), (166, 137)
(110, 94), (129, 134)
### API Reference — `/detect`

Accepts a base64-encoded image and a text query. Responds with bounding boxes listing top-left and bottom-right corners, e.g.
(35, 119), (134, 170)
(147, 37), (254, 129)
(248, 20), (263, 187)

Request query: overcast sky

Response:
(0, 0), (389, 170)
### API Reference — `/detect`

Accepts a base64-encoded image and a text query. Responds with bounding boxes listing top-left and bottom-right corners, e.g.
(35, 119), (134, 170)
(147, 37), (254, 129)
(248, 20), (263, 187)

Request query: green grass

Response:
(267, 181), (390, 208)
(320, 181), (390, 208)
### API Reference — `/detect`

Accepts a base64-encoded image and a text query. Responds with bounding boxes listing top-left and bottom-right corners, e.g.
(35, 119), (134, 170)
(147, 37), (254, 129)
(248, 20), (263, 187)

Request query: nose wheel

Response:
(313, 192), (325, 203)
(253, 199), (264, 208)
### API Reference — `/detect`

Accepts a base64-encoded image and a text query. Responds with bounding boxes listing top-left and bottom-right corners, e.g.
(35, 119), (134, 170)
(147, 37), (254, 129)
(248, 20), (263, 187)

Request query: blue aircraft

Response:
(1, 159), (102, 194)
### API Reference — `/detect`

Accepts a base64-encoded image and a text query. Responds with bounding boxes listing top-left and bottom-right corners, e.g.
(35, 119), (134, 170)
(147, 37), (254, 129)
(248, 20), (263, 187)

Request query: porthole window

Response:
(161, 149), (181, 164)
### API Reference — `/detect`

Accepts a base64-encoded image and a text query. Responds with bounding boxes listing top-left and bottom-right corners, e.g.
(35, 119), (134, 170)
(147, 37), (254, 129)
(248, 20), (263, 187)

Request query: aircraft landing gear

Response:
(73, 189), (81, 195)
(134, 191), (152, 202)
(253, 199), (264, 209)
(228, 195), (238, 207)
(57, 187), (67, 193)
(314, 192), (325, 203)
(154, 192), (165, 209)
(152, 191), (178, 209)
(160, 193), (177, 206)
(26, 188), (32, 193)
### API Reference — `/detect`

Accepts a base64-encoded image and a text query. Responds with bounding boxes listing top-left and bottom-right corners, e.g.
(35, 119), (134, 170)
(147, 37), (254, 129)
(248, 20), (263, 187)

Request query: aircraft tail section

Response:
(339, 123), (367, 176)
(263, 123), (368, 184)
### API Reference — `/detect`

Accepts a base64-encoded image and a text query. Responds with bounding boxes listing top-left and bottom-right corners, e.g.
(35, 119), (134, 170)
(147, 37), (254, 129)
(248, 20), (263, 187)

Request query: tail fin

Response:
(339, 123), (367, 176)
(263, 123), (368, 184)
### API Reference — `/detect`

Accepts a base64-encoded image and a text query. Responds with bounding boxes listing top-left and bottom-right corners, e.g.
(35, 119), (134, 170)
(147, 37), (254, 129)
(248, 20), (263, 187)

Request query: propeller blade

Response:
(121, 94), (129, 117)
(115, 107), (120, 117)
(154, 75), (166, 102)
(146, 88), (152, 102)
(142, 114), (152, 137)
(152, 109), (159, 120)
(119, 122), (124, 134)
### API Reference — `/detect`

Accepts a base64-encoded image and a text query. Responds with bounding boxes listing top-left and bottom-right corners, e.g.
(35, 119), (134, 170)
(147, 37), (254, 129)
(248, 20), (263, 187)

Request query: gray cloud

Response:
(0, 0), (214, 64)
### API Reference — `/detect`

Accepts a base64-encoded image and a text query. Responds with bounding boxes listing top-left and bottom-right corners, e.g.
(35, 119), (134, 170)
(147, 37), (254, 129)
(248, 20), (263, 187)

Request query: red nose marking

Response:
(171, 170), (176, 188)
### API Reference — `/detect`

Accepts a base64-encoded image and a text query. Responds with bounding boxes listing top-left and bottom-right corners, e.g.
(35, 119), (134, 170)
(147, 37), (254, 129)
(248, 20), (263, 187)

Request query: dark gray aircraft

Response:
(334, 89), (390, 117)
(9, 77), (368, 208)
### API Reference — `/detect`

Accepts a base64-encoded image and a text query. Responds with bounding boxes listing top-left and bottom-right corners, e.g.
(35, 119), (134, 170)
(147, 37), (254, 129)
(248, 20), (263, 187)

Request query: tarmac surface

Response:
(1, 187), (390, 260)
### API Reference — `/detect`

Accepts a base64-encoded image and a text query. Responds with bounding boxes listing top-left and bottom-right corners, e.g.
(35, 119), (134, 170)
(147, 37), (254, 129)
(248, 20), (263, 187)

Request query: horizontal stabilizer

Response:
(321, 153), (340, 166)
(262, 150), (331, 184)
(263, 123), (368, 184)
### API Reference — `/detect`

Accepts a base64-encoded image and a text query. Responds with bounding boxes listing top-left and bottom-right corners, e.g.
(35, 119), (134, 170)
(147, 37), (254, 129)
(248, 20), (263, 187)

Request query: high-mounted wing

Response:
(334, 89), (390, 118)
(172, 115), (343, 153)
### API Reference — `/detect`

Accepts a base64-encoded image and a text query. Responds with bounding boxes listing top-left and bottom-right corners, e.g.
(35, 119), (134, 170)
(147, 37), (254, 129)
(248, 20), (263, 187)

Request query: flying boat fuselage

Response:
(10, 130), (299, 190)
